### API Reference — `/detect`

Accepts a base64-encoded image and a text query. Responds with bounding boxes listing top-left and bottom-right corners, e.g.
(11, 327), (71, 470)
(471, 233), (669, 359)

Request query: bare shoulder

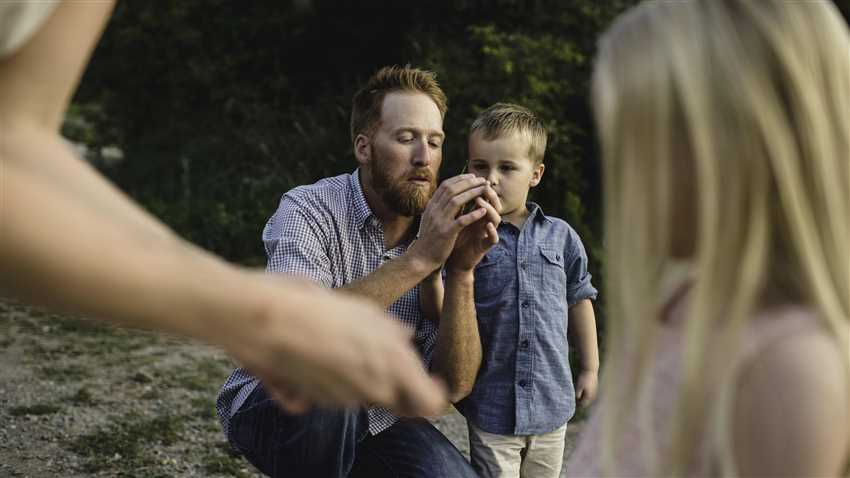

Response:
(732, 317), (849, 477)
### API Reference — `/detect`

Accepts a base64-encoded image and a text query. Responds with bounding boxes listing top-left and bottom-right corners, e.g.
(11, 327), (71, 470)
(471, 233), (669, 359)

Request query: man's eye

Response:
(429, 141), (442, 148)
(398, 135), (414, 143)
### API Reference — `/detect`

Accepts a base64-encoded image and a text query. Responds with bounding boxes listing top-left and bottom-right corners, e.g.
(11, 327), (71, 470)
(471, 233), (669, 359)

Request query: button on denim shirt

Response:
(456, 203), (597, 435)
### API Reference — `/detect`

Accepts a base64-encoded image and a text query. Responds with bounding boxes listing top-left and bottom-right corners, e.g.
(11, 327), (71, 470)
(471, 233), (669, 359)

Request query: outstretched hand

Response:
(219, 273), (448, 417)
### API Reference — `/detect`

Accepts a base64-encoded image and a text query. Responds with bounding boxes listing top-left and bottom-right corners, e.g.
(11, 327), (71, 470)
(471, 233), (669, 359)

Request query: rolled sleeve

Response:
(564, 229), (598, 306)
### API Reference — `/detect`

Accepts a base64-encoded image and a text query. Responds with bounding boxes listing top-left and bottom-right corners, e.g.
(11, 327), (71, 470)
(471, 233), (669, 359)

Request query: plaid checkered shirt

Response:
(216, 169), (438, 439)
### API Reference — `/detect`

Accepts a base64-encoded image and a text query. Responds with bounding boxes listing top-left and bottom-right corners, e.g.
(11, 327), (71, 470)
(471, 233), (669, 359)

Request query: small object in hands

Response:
(459, 163), (478, 215)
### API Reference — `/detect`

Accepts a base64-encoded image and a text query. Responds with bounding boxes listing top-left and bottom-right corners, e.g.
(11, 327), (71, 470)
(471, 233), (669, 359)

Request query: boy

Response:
(459, 103), (600, 478)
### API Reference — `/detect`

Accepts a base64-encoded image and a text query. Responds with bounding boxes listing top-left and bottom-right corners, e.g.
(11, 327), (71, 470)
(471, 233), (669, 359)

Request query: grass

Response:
(67, 412), (183, 474)
(9, 403), (61, 416)
(3, 299), (261, 477)
(202, 442), (253, 477)
(161, 357), (233, 392)
(38, 363), (93, 383)
(190, 396), (217, 421)
(67, 387), (98, 406)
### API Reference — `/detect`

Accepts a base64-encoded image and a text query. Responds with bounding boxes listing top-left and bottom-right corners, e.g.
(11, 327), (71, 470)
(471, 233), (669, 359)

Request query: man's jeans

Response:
(229, 386), (477, 478)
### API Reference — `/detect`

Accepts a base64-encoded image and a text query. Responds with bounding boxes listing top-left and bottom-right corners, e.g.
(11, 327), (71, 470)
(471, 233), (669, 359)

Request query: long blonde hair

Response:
(592, 0), (849, 475)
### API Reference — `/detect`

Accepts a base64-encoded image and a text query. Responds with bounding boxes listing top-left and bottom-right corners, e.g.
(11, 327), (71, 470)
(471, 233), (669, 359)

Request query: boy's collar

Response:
(526, 202), (553, 224)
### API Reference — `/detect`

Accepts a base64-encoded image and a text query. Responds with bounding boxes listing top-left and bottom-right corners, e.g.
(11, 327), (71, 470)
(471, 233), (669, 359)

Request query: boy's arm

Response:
(563, 226), (599, 407)
(569, 298), (599, 406)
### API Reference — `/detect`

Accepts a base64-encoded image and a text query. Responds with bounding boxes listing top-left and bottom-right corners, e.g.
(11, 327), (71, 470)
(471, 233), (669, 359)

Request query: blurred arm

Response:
(732, 330), (849, 477)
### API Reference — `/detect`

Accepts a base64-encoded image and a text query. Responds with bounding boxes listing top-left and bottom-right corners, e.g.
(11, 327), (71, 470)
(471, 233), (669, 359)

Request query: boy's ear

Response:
(529, 163), (545, 187)
(354, 134), (371, 166)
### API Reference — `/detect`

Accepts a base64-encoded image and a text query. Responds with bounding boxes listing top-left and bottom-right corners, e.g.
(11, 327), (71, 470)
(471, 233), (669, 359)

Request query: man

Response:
(216, 66), (501, 477)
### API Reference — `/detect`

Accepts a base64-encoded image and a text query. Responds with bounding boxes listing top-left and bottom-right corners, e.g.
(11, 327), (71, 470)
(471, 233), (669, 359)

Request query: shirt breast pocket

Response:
(538, 246), (567, 299)
(474, 248), (508, 306)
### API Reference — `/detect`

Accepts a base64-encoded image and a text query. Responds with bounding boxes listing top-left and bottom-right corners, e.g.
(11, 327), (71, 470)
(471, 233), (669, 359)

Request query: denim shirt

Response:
(457, 203), (597, 435)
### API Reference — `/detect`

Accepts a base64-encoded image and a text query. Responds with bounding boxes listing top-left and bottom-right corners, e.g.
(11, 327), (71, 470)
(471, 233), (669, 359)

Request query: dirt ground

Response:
(0, 300), (582, 477)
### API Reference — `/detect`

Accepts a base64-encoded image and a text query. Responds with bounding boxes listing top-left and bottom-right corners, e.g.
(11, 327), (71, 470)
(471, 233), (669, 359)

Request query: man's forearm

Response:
(339, 252), (435, 310)
(418, 268), (444, 323)
(569, 299), (599, 372)
(431, 269), (481, 402)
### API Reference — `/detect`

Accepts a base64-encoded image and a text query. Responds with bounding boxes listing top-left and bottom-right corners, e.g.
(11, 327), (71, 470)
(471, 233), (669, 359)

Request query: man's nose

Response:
(411, 140), (434, 166)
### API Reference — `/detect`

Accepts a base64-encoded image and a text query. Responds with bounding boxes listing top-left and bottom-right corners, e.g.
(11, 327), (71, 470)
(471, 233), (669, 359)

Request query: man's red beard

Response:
(370, 147), (437, 217)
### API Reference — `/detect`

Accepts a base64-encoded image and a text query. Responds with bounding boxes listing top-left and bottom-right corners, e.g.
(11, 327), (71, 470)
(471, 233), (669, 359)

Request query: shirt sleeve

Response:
(263, 195), (334, 288)
(564, 227), (598, 306)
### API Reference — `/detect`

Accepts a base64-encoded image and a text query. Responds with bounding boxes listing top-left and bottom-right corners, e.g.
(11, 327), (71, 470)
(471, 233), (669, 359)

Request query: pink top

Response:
(565, 299), (822, 477)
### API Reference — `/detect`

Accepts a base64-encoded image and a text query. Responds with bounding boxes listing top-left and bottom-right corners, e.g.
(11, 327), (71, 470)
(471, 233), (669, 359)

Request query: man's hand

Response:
(219, 273), (448, 417)
(575, 369), (599, 407)
(446, 190), (502, 272)
(409, 175), (499, 272)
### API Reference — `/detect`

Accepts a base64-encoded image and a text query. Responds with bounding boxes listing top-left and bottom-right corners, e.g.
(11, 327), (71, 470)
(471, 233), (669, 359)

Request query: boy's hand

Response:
(575, 369), (599, 407)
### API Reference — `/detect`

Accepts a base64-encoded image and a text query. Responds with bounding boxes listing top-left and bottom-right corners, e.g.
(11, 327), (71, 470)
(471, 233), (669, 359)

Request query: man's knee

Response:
(230, 390), (366, 477)
(369, 418), (477, 477)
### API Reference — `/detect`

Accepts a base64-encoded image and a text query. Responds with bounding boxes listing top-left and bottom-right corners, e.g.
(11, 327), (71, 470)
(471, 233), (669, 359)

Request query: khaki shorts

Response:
(468, 422), (567, 478)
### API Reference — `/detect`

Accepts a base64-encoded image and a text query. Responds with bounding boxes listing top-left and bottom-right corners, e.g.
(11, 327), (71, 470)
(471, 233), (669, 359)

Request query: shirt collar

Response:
(525, 201), (553, 224)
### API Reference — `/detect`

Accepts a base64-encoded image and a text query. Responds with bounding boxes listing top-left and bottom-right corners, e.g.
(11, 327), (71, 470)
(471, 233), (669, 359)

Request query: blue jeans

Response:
(229, 386), (477, 478)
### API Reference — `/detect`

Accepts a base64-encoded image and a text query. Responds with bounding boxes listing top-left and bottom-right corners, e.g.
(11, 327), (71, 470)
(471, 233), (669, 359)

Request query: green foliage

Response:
(69, 0), (638, 284)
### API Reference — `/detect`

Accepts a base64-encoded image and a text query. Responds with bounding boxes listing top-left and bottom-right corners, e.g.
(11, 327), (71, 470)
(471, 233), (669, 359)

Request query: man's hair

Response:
(350, 66), (448, 142)
(469, 103), (548, 164)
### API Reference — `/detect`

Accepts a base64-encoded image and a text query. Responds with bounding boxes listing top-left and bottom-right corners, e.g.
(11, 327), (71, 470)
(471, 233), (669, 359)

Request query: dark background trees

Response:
(68, 0), (638, 266)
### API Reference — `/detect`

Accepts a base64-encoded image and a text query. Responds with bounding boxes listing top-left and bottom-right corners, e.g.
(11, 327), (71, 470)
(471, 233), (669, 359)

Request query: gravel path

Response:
(1, 300), (582, 477)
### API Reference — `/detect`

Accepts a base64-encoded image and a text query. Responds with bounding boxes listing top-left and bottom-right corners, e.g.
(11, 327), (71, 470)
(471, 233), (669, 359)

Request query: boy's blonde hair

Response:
(350, 65), (447, 142)
(470, 103), (548, 164)
(593, 0), (849, 475)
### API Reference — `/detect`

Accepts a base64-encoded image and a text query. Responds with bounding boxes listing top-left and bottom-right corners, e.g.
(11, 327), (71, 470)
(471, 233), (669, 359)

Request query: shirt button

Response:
(521, 301), (529, 309)
(520, 262), (527, 270)
(520, 339), (529, 349)
(518, 379), (527, 387)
